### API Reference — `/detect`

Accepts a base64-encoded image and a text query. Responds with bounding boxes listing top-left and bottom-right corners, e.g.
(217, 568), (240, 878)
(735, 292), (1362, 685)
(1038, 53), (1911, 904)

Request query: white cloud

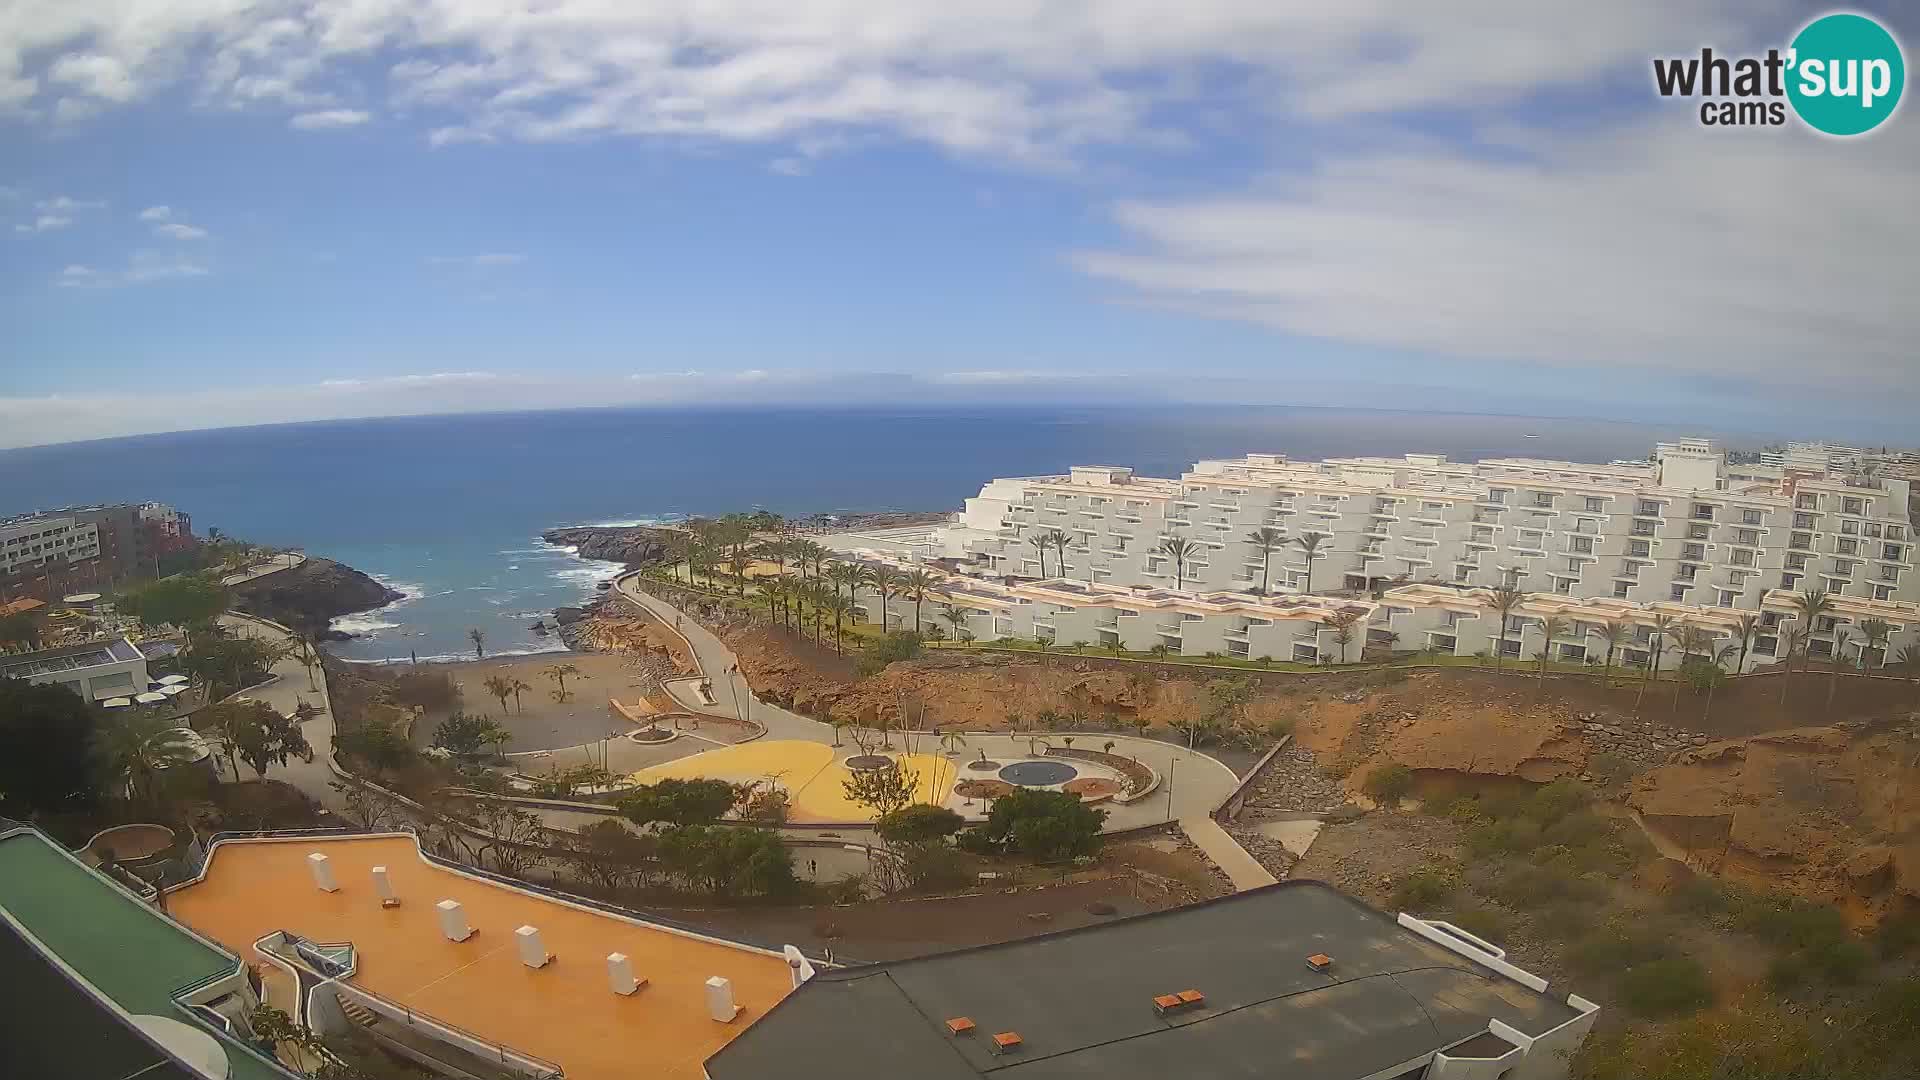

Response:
(1073, 117), (1920, 395)
(14, 214), (72, 232)
(0, 3), (1763, 163)
(53, 264), (98, 286)
(36, 195), (102, 213)
(48, 250), (209, 287)
(426, 253), (525, 268)
(427, 125), (494, 147)
(138, 205), (172, 221)
(155, 222), (207, 239)
(768, 157), (809, 176)
(289, 108), (370, 129)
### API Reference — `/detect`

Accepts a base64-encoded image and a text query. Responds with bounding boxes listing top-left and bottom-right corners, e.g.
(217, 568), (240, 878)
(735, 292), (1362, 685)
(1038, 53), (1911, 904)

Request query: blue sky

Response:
(3, 1), (1915, 448)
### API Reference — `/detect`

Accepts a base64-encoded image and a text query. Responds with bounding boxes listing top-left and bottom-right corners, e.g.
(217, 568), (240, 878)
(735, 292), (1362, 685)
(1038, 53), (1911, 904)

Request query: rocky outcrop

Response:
(541, 526), (678, 567)
(231, 558), (402, 636)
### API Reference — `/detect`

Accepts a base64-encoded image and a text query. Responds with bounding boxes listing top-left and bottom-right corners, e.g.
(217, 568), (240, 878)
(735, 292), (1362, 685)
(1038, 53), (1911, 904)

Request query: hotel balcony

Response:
(1223, 625), (1249, 639)
(1155, 622), (1183, 637)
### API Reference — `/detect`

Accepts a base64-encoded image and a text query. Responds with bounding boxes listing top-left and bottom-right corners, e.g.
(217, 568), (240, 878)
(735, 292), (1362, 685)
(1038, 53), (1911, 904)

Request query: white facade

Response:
(0, 636), (151, 701)
(0, 514), (101, 577)
(906, 437), (1919, 671)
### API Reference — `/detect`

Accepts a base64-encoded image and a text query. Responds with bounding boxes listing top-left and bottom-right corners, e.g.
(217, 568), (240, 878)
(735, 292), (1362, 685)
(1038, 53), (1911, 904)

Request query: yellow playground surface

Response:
(627, 740), (958, 823)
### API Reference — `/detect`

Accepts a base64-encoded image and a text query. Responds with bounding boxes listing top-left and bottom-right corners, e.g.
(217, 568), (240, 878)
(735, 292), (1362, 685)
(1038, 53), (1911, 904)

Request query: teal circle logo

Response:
(1787, 13), (1905, 135)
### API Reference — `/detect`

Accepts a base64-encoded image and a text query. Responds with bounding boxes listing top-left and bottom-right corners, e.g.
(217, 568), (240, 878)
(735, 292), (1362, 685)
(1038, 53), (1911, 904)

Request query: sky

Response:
(2, 1), (1916, 449)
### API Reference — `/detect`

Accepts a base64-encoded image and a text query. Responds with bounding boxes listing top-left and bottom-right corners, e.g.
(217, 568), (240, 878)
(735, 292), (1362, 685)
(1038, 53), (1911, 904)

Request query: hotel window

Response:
(1570, 536), (1593, 554)
(1670, 584), (1689, 601)
(1486, 489), (1509, 504)
(1782, 573), (1800, 588)
(1832, 560), (1855, 576)
(1797, 493), (1818, 509)
(1637, 500), (1661, 515)
(1889, 525), (1906, 541)
(1631, 520), (1656, 537)
(1885, 544), (1905, 561)
(1762, 612), (1781, 628)
(1838, 538), (1859, 555)
(1843, 497), (1864, 515)
(1791, 531), (1813, 549)
(1692, 503), (1716, 520)
(1734, 528), (1759, 545)
(1682, 543), (1705, 560)
(1629, 540), (1651, 558)
(1566, 557), (1583, 572)
(1688, 523), (1710, 540)
(1841, 519), (1860, 535)
(1533, 492), (1555, 508)
(1794, 512), (1816, 529)
(1874, 584), (1896, 600)
(1719, 590), (1737, 606)
(1585, 496), (1605, 512)
(1865, 523), (1883, 538)
(1454, 565), (1472, 583)
(1883, 565), (1902, 582)
(1741, 508), (1764, 525)
(1817, 616), (1839, 633)
(1730, 549), (1755, 567)
(1614, 581), (1631, 598)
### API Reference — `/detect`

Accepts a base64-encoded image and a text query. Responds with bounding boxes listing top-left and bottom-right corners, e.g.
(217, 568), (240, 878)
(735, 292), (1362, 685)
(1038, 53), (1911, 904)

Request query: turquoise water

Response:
(0, 405), (1716, 661)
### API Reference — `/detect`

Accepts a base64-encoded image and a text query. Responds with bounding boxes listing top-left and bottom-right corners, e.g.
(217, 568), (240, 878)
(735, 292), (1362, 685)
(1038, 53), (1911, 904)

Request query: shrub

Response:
(1876, 910), (1920, 958)
(856, 631), (923, 676)
(1618, 957), (1713, 1018)
(1734, 895), (1848, 952)
(1568, 923), (1671, 978)
(1585, 752), (1633, 787)
(1363, 763), (1415, 803)
(1445, 904), (1509, 944)
(1486, 862), (1604, 909)
(618, 778), (740, 826)
(1771, 940), (1870, 990)
(1529, 780), (1592, 825)
(1665, 876), (1729, 918)
(1392, 869), (1454, 911)
(1266, 716), (1296, 738)
(392, 670), (462, 711)
(1466, 818), (1543, 858)
(967, 789), (1105, 859)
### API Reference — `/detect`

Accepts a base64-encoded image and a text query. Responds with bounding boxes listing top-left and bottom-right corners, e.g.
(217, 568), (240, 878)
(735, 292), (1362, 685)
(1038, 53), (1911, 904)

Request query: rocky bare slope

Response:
(230, 557), (403, 637)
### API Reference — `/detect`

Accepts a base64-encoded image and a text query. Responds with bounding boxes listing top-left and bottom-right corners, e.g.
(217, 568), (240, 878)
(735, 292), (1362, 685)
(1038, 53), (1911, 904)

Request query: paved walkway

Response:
(611, 573), (1243, 831)
(1179, 816), (1278, 891)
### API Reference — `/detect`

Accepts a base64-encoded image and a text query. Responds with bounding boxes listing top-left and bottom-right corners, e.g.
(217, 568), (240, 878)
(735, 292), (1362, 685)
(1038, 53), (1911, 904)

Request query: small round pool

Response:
(964, 759), (1004, 772)
(844, 754), (894, 772)
(998, 760), (1079, 786)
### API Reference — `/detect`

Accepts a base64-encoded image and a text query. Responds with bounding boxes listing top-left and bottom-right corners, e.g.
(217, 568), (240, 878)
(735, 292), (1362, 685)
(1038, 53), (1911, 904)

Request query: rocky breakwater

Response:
(230, 557), (403, 638)
(541, 525), (679, 567)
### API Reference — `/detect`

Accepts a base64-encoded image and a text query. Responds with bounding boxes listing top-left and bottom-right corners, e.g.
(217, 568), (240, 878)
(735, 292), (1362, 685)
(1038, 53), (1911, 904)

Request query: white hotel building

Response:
(844, 438), (1919, 672)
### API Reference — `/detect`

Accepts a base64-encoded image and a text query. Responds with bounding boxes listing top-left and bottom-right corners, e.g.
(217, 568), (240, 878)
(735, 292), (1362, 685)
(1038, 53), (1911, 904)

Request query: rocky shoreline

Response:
(230, 557), (404, 639)
(542, 510), (947, 567)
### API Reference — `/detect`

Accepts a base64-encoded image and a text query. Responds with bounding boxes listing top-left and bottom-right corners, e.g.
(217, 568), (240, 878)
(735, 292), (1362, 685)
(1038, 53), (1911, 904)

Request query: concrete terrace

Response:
(0, 828), (291, 1080)
(167, 834), (798, 1080)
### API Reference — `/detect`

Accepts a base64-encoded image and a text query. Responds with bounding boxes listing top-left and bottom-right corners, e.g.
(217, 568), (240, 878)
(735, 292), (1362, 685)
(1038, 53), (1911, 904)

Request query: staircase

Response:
(336, 995), (379, 1029)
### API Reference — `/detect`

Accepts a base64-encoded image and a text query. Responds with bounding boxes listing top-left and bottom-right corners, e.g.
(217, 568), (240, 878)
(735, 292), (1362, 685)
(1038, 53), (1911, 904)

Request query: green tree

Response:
(1026, 533), (1050, 577)
(901, 568), (937, 635)
(1638, 612), (1676, 711)
(223, 701), (312, 780)
(94, 710), (201, 806)
(857, 630), (922, 676)
(1729, 611), (1761, 675)
(1592, 618), (1628, 686)
(969, 788), (1105, 859)
(1046, 528), (1075, 578)
(1245, 526), (1287, 593)
(332, 719), (415, 777)
(1483, 584), (1527, 672)
(842, 760), (920, 818)
(467, 626), (486, 659)
(870, 565), (901, 632)
(940, 602), (971, 644)
(122, 574), (228, 629)
(181, 634), (283, 697)
(656, 824), (794, 897)
(1535, 615), (1569, 685)
(480, 674), (515, 716)
(540, 662), (581, 701)
(0, 611), (41, 649)
(0, 677), (100, 814)
(1292, 531), (1329, 594)
(618, 777), (740, 826)
(505, 676), (532, 713)
(431, 711), (511, 757)
(1156, 535), (1200, 591)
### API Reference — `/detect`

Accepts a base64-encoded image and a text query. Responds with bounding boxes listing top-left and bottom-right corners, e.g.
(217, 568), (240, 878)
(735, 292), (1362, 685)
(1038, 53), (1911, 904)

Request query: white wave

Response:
(550, 559), (626, 590)
(330, 613), (402, 635)
(567, 514), (684, 528)
(351, 642), (573, 665)
(369, 575), (428, 603)
(507, 564), (520, 570)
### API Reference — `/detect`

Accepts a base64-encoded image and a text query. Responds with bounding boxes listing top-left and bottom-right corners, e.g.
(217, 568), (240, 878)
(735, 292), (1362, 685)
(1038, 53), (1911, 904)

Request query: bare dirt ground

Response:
(424, 652), (664, 751)
(674, 835), (1229, 962)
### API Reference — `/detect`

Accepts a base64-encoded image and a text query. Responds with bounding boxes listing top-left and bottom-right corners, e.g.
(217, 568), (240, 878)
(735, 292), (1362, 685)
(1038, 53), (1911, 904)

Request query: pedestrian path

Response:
(1179, 816), (1278, 891)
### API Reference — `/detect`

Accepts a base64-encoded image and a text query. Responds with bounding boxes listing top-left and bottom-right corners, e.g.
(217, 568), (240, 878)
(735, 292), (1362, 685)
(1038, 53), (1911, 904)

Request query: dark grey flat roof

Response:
(707, 880), (1578, 1080)
(0, 916), (200, 1080)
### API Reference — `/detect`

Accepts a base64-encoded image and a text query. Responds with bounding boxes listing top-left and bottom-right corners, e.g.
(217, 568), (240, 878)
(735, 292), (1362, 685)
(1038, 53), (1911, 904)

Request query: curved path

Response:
(611, 572), (1243, 832)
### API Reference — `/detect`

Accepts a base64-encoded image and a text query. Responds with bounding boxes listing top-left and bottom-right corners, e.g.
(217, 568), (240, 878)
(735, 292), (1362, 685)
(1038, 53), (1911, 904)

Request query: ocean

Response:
(0, 405), (1737, 661)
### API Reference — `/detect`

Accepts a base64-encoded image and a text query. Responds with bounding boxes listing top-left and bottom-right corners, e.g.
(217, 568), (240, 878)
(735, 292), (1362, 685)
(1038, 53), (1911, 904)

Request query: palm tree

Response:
(1672, 622), (1712, 712)
(467, 627), (486, 660)
(1592, 619), (1628, 686)
(481, 674), (515, 716)
(871, 565), (901, 632)
(95, 712), (201, 806)
(541, 663), (581, 699)
(940, 602), (971, 644)
(1157, 536), (1200, 591)
(1639, 612), (1676, 712)
(1245, 527), (1286, 593)
(902, 569), (937, 635)
(1026, 534), (1050, 578)
(1858, 617), (1892, 670)
(1536, 615), (1568, 687)
(841, 563), (873, 623)
(1729, 612), (1762, 676)
(1046, 528), (1075, 578)
(1826, 625), (1856, 716)
(825, 592), (855, 655)
(1789, 587), (1835, 694)
(1483, 584), (1526, 671)
(1293, 531), (1329, 593)
(761, 575), (788, 627)
(1779, 626), (1810, 706)
(506, 677), (532, 713)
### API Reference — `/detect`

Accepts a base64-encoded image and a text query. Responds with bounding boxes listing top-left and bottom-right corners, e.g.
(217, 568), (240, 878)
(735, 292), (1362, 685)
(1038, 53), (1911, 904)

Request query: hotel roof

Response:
(0, 827), (294, 1080)
(706, 881), (1585, 1080)
(166, 834), (798, 1080)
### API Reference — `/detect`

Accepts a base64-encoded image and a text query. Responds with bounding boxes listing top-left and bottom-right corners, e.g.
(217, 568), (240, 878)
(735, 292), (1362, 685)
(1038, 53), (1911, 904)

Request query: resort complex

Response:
(817, 437), (1919, 672)
(1, 822), (1599, 1080)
